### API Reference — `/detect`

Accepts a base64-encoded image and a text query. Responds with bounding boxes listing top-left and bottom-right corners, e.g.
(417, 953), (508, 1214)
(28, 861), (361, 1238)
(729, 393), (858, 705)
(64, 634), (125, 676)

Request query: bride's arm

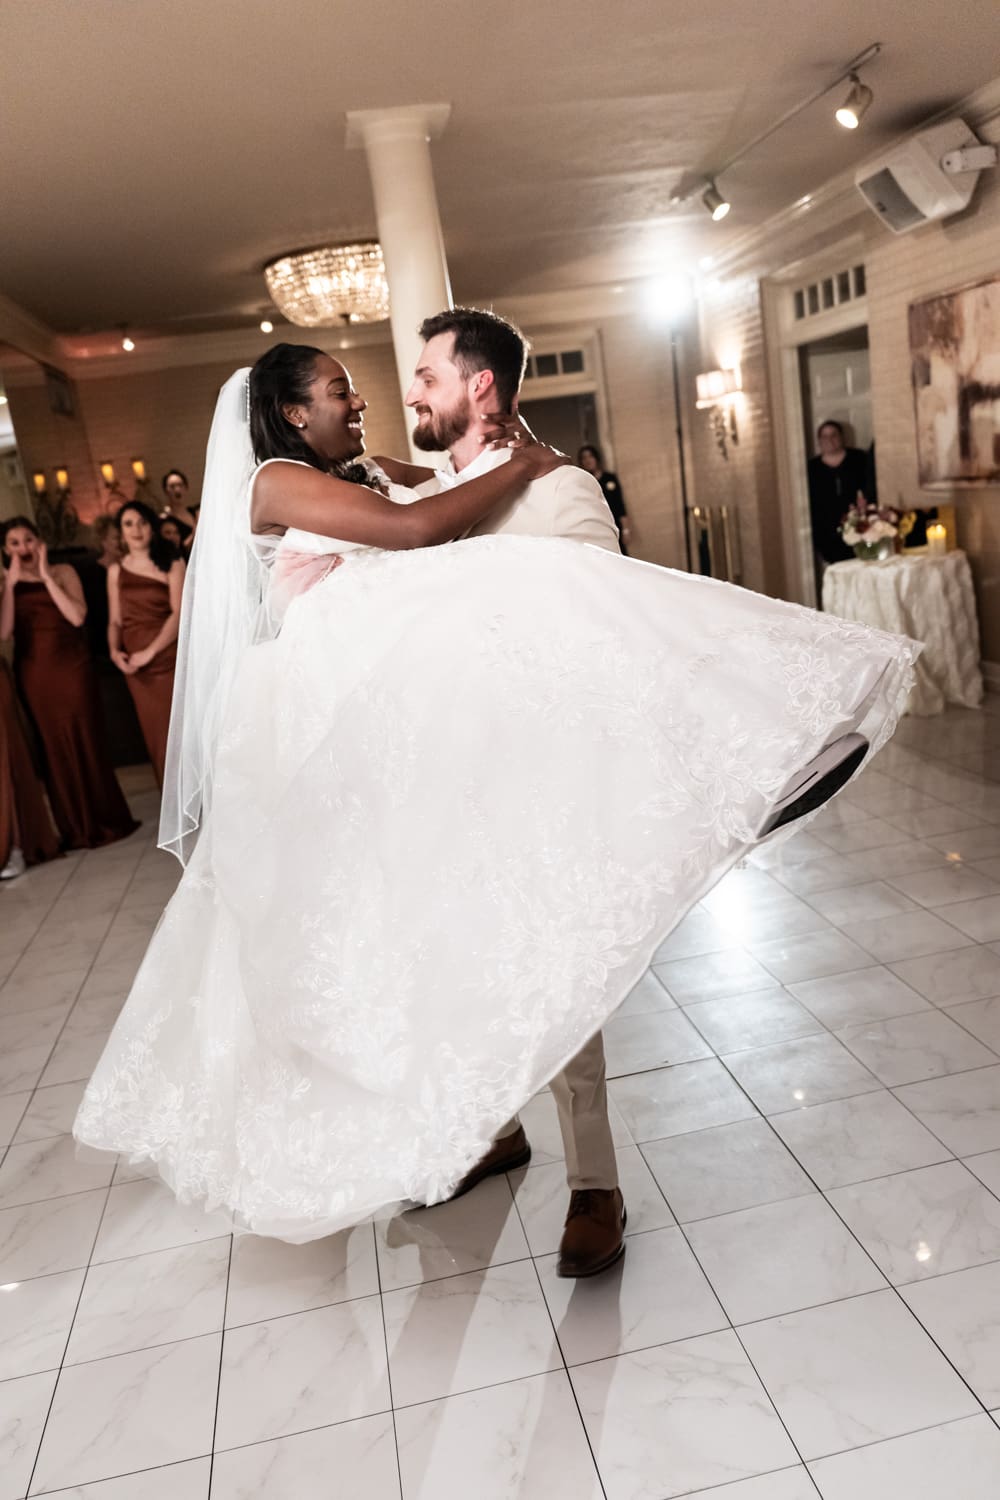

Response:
(252, 448), (565, 551)
(370, 455), (437, 487)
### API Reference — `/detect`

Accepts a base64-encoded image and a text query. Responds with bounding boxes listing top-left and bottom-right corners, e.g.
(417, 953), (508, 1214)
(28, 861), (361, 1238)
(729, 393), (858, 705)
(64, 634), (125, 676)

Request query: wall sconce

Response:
(54, 467), (70, 493)
(32, 471), (47, 496)
(695, 366), (742, 407)
(101, 461), (125, 508)
(130, 457), (155, 501)
(696, 366), (742, 461)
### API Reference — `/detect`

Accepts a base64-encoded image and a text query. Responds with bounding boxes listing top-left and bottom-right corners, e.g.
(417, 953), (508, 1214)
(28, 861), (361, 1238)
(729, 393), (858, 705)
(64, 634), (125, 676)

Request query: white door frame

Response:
(518, 327), (617, 467)
(762, 241), (869, 607)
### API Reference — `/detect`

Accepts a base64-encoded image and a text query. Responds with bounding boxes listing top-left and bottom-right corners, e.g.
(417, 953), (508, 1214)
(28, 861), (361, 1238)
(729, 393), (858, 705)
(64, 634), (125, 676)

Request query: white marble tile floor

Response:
(3, 702), (1000, 1497)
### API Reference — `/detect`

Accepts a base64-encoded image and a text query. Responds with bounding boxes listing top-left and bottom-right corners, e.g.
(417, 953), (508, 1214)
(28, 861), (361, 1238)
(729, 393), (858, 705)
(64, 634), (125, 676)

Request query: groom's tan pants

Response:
(499, 1031), (619, 1191)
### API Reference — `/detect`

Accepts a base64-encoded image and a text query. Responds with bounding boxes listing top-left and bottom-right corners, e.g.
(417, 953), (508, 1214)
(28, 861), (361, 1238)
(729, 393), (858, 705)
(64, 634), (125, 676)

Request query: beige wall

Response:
(865, 155), (1000, 664)
(0, 453), (29, 524)
(3, 342), (409, 532)
(3, 380), (102, 526)
(684, 276), (783, 597)
(594, 314), (687, 569)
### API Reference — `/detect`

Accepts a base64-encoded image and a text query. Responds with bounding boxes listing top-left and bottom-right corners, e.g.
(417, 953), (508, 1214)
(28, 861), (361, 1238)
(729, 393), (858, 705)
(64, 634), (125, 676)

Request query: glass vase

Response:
(853, 538), (895, 561)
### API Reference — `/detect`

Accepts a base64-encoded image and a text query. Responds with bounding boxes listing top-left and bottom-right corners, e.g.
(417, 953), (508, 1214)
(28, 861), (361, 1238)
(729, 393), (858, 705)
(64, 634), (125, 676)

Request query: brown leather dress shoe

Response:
(438, 1125), (532, 1204)
(557, 1188), (627, 1278)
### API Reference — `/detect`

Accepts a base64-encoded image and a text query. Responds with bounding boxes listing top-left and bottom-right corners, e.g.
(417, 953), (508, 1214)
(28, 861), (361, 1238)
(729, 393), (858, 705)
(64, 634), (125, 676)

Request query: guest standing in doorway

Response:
(108, 502), (184, 788)
(578, 444), (632, 554)
(0, 516), (139, 848)
(807, 419), (869, 566)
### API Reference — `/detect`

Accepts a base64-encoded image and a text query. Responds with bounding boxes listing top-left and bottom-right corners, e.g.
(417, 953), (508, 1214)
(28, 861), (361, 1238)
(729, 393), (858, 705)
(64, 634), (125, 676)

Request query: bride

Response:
(74, 344), (918, 1243)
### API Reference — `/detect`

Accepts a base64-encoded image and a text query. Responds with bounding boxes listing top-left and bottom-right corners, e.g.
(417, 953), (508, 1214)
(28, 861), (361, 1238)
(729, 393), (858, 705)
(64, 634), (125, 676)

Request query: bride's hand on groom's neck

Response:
(480, 409), (537, 449)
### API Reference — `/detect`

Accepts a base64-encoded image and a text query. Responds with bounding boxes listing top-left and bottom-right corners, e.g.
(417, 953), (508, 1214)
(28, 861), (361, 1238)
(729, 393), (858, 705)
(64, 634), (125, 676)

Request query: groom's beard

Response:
(411, 393), (472, 453)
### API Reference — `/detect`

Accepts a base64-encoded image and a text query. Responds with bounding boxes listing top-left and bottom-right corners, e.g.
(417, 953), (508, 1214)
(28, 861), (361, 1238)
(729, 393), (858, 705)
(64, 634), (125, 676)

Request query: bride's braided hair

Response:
(248, 343), (377, 489)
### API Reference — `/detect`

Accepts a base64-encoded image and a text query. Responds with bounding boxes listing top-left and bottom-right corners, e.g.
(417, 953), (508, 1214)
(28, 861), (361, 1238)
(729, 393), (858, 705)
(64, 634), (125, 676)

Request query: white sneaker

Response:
(0, 847), (26, 880)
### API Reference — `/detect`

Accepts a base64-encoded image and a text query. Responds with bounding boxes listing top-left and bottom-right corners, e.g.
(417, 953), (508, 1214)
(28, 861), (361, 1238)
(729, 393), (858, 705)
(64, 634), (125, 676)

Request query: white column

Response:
(346, 104), (453, 457)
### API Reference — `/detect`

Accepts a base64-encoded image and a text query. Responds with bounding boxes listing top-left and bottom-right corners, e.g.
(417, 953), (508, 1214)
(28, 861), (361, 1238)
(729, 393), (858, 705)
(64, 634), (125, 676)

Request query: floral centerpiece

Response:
(840, 501), (905, 561)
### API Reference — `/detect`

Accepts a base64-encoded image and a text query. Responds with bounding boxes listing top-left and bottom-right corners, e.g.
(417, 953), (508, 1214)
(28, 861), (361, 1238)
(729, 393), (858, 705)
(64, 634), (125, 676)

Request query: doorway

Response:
(799, 326), (873, 456)
(517, 391), (600, 457)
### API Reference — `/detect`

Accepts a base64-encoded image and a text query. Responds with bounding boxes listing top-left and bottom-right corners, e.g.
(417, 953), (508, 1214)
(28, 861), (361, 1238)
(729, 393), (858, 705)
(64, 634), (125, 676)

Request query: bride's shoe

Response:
(758, 733), (868, 839)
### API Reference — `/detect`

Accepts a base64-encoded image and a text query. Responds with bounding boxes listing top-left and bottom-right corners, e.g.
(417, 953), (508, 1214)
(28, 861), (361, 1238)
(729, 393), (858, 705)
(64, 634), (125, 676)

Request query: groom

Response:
(406, 306), (626, 1278)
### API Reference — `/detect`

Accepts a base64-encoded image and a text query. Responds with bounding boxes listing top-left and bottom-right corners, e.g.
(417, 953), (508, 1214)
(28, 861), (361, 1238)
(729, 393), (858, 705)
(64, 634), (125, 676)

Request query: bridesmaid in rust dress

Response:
(0, 516), (139, 849)
(0, 655), (60, 878)
(108, 501), (185, 787)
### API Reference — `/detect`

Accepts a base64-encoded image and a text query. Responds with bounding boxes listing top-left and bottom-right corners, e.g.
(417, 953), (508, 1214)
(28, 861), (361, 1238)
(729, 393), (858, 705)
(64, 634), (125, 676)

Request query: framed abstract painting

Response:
(909, 274), (1000, 488)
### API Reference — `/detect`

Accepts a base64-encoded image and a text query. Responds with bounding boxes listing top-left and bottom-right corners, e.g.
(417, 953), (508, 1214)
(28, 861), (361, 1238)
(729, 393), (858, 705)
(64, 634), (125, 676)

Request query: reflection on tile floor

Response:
(3, 710), (1000, 1497)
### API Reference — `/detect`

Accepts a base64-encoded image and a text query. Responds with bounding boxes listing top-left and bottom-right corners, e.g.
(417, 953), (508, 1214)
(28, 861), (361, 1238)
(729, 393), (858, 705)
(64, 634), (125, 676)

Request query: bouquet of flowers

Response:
(840, 499), (906, 560)
(840, 500), (899, 547)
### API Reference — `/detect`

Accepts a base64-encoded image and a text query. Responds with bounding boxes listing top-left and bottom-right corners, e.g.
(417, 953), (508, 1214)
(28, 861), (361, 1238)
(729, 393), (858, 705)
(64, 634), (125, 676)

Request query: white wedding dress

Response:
(75, 464), (918, 1242)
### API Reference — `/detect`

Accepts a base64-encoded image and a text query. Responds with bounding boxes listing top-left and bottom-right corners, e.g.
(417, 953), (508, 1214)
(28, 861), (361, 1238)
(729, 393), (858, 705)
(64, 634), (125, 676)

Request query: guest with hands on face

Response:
(0, 515), (138, 848)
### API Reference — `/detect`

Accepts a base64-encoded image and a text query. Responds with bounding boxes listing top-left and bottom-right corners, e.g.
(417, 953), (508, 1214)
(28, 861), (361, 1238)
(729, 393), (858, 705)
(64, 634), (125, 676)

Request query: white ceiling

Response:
(2, 0), (999, 336)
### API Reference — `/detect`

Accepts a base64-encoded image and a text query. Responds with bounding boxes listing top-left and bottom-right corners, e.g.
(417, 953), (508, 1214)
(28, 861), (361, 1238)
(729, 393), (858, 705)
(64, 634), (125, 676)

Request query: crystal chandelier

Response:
(264, 242), (390, 327)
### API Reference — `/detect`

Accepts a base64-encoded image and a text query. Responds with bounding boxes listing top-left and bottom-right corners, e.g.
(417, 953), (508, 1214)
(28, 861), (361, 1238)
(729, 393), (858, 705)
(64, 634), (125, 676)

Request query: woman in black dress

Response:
(578, 444), (632, 554)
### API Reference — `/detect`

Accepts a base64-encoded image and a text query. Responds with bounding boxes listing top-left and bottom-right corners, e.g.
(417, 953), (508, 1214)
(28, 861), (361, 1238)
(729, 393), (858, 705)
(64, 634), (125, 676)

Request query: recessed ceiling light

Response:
(259, 319), (274, 334)
(121, 335), (135, 352)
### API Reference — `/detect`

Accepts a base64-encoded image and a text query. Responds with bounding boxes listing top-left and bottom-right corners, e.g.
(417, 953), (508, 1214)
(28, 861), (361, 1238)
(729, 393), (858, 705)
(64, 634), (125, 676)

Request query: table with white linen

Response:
(822, 549), (983, 716)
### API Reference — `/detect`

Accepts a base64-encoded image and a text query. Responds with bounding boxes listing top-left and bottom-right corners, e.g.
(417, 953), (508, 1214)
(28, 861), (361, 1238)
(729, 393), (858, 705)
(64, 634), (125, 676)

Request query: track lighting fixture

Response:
(835, 73), (873, 130)
(702, 180), (731, 221)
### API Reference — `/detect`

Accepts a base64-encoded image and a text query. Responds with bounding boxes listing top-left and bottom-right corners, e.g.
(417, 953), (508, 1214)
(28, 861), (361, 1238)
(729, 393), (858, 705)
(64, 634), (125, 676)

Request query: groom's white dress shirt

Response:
(416, 446), (621, 553)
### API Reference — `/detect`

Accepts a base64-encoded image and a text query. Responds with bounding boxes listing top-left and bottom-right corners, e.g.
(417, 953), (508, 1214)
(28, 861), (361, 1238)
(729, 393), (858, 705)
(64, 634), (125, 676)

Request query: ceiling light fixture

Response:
(683, 42), (881, 220)
(835, 73), (874, 130)
(120, 326), (135, 352)
(702, 180), (731, 221)
(259, 319), (274, 334)
(264, 242), (390, 327)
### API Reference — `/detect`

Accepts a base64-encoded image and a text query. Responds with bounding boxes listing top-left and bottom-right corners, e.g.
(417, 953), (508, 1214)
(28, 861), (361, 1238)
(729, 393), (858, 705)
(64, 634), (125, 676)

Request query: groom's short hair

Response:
(418, 307), (529, 411)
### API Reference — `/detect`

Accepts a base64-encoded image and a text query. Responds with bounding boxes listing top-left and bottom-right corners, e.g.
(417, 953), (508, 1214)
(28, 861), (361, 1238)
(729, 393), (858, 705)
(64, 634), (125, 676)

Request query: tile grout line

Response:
(800, 1411), (1000, 1482)
(0, 839), (149, 1183)
(709, 1067), (1000, 1438)
(21, 1166), (118, 1498)
(372, 1216), (406, 1500)
(15, 826), (159, 1499)
(206, 1224), (235, 1494)
(505, 1167), (610, 1500)
(635, 1123), (997, 1486)
(633, 1154), (827, 1492)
